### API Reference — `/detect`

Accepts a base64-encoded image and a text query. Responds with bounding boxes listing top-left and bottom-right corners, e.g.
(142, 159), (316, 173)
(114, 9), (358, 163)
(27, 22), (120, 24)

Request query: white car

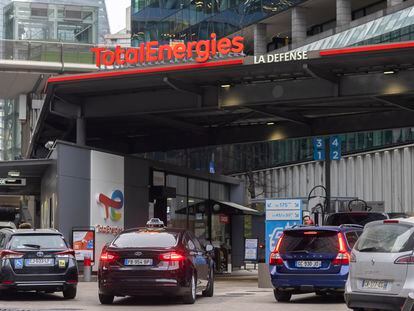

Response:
(345, 218), (414, 311)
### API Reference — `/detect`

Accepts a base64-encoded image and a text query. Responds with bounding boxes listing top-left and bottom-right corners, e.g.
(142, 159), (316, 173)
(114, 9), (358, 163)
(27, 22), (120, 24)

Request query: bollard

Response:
(402, 293), (414, 311)
(83, 256), (92, 282)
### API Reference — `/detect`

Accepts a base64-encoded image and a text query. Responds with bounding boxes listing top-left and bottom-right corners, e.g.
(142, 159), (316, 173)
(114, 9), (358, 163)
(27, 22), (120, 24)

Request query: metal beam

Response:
(249, 106), (310, 125)
(372, 95), (414, 112)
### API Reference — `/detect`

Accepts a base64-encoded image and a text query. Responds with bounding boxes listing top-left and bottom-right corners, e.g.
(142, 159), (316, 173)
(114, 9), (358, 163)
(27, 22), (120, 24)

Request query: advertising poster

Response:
(265, 199), (302, 264)
(90, 151), (125, 270)
(244, 238), (258, 262)
(72, 230), (95, 262)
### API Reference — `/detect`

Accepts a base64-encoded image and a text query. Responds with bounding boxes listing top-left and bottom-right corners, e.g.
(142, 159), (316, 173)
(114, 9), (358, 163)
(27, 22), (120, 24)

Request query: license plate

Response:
(25, 258), (54, 266)
(362, 279), (388, 290)
(124, 258), (153, 266)
(296, 261), (322, 268)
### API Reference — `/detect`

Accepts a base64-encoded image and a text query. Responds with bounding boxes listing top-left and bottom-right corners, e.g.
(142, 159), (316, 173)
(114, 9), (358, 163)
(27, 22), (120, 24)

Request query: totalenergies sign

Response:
(97, 190), (124, 222)
(90, 33), (244, 67)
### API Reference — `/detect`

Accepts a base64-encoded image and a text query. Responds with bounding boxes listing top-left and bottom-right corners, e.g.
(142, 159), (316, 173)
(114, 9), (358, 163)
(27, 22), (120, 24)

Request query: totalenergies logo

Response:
(97, 190), (124, 222)
(90, 33), (244, 67)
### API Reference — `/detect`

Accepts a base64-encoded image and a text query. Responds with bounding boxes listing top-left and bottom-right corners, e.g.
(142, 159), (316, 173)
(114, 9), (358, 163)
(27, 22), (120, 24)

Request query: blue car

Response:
(269, 224), (363, 302)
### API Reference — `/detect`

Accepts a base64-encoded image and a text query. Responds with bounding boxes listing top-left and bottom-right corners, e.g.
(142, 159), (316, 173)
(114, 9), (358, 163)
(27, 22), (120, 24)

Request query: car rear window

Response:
(326, 213), (387, 226)
(10, 235), (67, 250)
(279, 231), (339, 254)
(112, 230), (179, 248)
(355, 223), (414, 253)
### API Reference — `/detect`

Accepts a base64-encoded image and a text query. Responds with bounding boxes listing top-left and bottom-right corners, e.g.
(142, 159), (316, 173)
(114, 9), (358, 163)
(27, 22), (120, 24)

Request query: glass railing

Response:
(132, 0), (307, 46)
(0, 39), (101, 65)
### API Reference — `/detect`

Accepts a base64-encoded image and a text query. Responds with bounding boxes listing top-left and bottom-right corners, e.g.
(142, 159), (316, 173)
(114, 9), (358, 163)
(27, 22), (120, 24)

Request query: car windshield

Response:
(355, 223), (414, 253)
(112, 230), (179, 248)
(10, 235), (67, 250)
(326, 213), (387, 226)
(279, 231), (339, 254)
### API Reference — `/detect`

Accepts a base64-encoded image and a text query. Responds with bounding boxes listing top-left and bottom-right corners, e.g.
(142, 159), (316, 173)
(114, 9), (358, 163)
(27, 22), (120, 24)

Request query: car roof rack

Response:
(339, 224), (364, 229)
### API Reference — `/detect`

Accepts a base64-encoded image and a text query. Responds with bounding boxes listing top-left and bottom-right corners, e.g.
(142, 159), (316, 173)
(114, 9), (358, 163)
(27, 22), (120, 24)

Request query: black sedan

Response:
(0, 228), (78, 299)
(98, 219), (214, 304)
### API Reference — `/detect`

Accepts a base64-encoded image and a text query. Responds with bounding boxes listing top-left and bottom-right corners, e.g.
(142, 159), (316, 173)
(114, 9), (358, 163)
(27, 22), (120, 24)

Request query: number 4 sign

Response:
(329, 136), (342, 160)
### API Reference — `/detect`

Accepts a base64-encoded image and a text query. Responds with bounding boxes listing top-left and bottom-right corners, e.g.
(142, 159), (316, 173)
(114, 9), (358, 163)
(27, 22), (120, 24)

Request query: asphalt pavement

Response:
(0, 277), (350, 311)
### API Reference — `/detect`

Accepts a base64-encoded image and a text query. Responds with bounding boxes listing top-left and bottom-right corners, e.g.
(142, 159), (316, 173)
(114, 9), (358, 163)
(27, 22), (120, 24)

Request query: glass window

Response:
(10, 235), (67, 250)
(355, 224), (414, 253)
(279, 231), (339, 254)
(345, 231), (359, 248)
(166, 174), (187, 195)
(113, 230), (179, 248)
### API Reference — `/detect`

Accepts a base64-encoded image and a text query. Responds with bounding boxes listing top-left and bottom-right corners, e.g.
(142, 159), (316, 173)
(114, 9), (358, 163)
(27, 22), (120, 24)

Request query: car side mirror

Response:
(205, 244), (214, 252)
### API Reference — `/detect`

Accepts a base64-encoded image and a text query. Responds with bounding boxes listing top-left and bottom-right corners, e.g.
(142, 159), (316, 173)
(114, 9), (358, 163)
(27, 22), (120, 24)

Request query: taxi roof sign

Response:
(146, 218), (165, 228)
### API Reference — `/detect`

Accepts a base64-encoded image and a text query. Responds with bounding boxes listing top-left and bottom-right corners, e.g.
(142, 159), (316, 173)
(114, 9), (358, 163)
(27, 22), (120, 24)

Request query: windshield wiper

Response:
(22, 244), (41, 249)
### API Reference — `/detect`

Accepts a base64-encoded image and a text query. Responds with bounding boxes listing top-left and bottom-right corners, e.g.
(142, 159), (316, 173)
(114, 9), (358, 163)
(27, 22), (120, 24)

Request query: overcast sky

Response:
(105, 0), (131, 34)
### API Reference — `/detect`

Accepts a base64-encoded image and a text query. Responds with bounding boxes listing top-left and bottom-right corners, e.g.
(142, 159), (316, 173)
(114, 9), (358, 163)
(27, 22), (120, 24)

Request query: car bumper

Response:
(345, 292), (405, 311)
(0, 281), (77, 292)
(99, 277), (188, 296)
(271, 267), (347, 291)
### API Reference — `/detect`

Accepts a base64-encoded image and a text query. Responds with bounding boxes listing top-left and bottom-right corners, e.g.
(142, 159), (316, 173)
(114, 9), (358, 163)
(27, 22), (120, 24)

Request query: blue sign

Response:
(265, 199), (302, 263)
(330, 136), (342, 160)
(313, 137), (325, 161)
(14, 258), (23, 269)
(209, 161), (215, 174)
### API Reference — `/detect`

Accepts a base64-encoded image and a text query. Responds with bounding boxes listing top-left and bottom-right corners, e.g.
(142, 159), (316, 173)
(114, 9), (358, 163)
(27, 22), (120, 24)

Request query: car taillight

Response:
(395, 255), (414, 264)
(100, 251), (119, 263)
(55, 249), (75, 258)
(160, 252), (185, 261)
(332, 233), (350, 266)
(269, 234), (285, 266)
(0, 250), (23, 259)
(384, 220), (399, 224)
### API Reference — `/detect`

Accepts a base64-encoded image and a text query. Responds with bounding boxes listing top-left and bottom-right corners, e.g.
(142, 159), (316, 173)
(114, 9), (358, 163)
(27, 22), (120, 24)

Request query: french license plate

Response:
(25, 258), (54, 266)
(124, 258), (153, 266)
(362, 279), (388, 290)
(296, 261), (322, 268)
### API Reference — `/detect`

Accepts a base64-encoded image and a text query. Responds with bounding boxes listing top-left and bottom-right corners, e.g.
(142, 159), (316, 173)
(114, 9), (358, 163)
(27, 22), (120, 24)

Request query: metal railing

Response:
(0, 39), (103, 65)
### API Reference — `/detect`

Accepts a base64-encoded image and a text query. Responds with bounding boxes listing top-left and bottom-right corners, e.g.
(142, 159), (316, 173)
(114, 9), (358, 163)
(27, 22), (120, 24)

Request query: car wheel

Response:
(99, 293), (114, 305)
(273, 289), (292, 302)
(183, 274), (196, 304)
(63, 287), (77, 299)
(202, 269), (214, 297)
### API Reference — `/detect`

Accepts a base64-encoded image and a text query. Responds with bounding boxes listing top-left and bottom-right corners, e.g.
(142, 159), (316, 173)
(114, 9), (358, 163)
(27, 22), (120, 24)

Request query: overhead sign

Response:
(313, 137), (325, 161)
(330, 136), (342, 160)
(91, 33), (244, 68)
(254, 51), (308, 64)
(265, 199), (302, 264)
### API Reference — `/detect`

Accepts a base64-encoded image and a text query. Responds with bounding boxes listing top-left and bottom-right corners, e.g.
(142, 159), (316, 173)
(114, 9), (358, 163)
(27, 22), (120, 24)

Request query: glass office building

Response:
(131, 0), (305, 45)
(4, 2), (99, 44)
(0, 0), (110, 42)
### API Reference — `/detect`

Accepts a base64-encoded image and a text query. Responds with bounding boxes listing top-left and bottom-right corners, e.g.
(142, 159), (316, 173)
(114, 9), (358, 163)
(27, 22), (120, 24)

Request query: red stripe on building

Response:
(47, 58), (244, 84)
(320, 41), (414, 56)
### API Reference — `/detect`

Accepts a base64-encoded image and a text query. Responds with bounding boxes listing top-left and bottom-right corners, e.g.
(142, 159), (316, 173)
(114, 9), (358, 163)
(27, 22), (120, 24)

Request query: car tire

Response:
(273, 289), (292, 302)
(63, 287), (77, 299)
(183, 274), (196, 304)
(202, 269), (214, 297)
(99, 293), (114, 305)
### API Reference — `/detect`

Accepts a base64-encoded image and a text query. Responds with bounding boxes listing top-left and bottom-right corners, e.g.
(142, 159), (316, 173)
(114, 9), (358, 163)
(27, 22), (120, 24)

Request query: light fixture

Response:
(220, 84), (231, 89)
(384, 70), (395, 75)
(267, 122), (275, 126)
(8, 170), (20, 177)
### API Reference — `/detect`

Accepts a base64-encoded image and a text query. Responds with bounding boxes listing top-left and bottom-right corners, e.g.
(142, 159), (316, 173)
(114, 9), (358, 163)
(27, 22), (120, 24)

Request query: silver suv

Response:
(345, 218), (414, 311)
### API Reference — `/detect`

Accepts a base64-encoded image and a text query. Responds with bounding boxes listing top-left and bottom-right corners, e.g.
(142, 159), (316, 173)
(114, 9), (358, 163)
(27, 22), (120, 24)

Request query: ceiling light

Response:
(267, 122), (275, 126)
(8, 171), (20, 177)
(384, 70), (395, 75)
(221, 84), (231, 88)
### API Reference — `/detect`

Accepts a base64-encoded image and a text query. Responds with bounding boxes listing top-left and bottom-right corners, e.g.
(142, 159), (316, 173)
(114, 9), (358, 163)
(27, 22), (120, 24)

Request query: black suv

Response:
(0, 229), (78, 299)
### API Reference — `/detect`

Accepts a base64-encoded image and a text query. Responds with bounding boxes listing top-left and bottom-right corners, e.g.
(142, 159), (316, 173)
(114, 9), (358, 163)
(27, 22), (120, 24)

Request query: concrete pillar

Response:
(254, 23), (267, 55)
(291, 6), (307, 45)
(336, 0), (351, 27)
(76, 117), (86, 146)
(387, 0), (403, 7)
